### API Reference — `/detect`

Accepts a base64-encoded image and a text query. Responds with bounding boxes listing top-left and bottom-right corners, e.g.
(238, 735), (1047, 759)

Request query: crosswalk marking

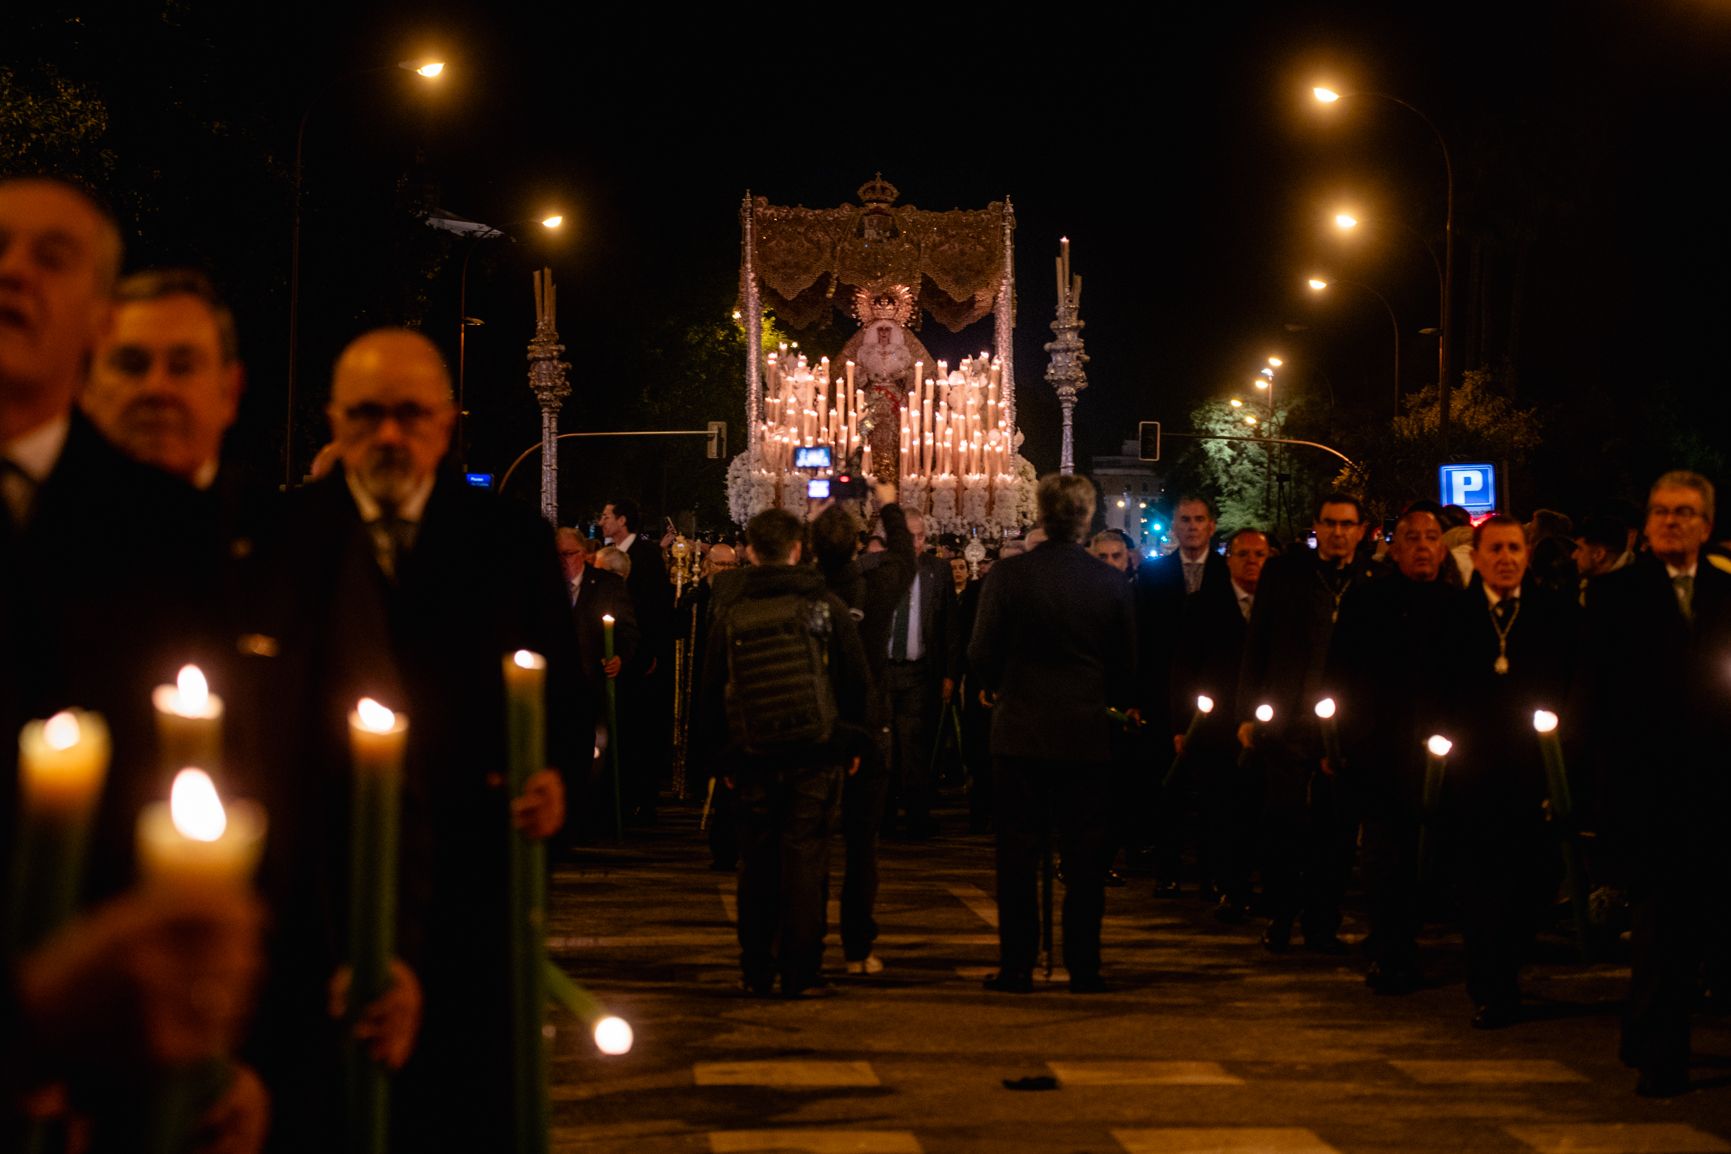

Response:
(1114, 1127), (1340, 1153)
(694, 1060), (880, 1087)
(1393, 1059), (1587, 1084)
(709, 1130), (921, 1153)
(945, 882), (1000, 927)
(1051, 1060), (1242, 1086)
(1506, 1124), (1731, 1154)
(719, 883), (737, 922)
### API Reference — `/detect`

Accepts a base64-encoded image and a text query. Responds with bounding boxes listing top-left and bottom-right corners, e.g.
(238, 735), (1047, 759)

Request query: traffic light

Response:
(1137, 421), (1161, 462)
(706, 420), (727, 459)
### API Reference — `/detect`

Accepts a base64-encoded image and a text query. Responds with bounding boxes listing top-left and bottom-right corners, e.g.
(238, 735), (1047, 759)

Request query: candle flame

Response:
(170, 768), (227, 842)
(601, 614), (615, 625)
(1196, 695), (1215, 714)
(44, 710), (81, 750)
(356, 697), (397, 733)
(1255, 704), (1274, 723)
(1533, 710), (1559, 735)
(1427, 735), (1453, 758)
(512, 649), (545, 670)
(176, 665), (210, 714)
(1314, 697), (1337, 720)
(593, 1015), (634, 1055)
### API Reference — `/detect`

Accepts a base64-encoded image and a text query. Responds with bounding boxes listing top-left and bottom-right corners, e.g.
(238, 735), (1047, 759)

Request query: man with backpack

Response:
(697, 507), (872, 997)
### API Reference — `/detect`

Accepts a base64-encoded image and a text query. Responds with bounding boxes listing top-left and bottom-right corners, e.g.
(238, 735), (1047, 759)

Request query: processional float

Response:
(726, 176), (1036, 536)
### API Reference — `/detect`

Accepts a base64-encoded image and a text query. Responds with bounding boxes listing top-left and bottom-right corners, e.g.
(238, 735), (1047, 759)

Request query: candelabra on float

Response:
(1043, 238), (1089, 476)
(527, 267), (571, 525)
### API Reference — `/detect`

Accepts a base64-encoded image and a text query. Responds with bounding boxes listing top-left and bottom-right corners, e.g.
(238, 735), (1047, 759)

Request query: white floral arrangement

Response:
(927, 473), (959, 533)
(959, 474), (990, 529)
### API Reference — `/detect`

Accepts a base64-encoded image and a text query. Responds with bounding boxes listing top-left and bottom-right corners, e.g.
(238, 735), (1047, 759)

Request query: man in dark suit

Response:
(1138, 496), (1232, 893)
(247, 328), (577, 1146)
(556, 526), (638, 839)
(1432, 514), (1576, 1027)
(1171, 527), (1269, 920)
(883, 509), (958, 839)
(600, 496), (672, 823)
(1580, 471), (1731, 1097)
(1237, 492), (1381, 954)
(1324, 508), (1458, 994)
(970, 474), (1138, 993)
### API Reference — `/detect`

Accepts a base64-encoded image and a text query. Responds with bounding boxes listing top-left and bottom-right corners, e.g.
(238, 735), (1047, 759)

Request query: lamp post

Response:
(285, 58), (445, 487)
(1307, 276), (1403, 416)
(1314, 85), (1455, 456)
(1044, 237), (1088, 475)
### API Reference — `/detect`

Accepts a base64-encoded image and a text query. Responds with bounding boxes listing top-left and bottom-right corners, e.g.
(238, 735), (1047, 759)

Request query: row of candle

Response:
(760, 349), (863, 474)
(897, 354), (1014, 481)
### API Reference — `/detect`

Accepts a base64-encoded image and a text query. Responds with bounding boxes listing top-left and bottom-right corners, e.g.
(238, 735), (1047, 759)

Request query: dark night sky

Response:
(13, 1), (1731, 519)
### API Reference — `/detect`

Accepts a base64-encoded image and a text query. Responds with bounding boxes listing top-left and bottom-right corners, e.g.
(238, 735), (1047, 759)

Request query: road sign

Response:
(1138, 421), (1161, 462)
(1439, 463), (1498, 514)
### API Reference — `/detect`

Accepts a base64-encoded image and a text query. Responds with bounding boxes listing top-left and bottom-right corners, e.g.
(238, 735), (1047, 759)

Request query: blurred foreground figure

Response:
(0, 177), (262, 1149)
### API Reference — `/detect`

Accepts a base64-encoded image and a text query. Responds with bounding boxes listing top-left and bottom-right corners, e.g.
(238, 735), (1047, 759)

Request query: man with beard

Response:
(1325, 507), (1458, 993)
(1237, 492), (1380, 954)
(248, 328), (575, 1145)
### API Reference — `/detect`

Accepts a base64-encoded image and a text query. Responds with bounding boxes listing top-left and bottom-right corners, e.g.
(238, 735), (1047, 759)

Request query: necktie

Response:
(0, 457), (34, 532)
(1493, 598), (1515, 624)
(374, 514), (416, 580)
(1183, 561), (1203, 594)
(1673, 574), (1694, 621)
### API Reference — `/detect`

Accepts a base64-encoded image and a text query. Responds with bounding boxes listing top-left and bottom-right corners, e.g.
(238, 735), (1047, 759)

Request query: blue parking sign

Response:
(1439, 463), (1498, 515)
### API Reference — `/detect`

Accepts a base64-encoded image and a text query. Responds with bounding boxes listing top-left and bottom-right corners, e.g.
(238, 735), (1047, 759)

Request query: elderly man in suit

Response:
(970, 474), (1138, 993)
(600, 496), (672, 822)
(556, 527), (638, 839)
(883, 508), (959, 840)
(1580, 470), (1731, 1097)
(248, 328), (576, 1145)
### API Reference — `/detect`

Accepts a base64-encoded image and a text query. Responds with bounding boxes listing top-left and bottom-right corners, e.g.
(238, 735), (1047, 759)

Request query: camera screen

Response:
(795, 446), (832, 469)
(806, 478), (831, 499)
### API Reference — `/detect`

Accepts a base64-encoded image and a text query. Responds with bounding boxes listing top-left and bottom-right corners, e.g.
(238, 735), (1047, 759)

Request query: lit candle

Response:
(1164, 695), (1215, 789)
(153, 664), (223, 778)
(347, 697), (405, 1148)
(11, 709), (111, 953)
(1532, 710), (1591, 954)
(502, 650), (550, 1152)
(1314, 697), (1342, 766)
(1416, 734), (1452, 882)
(135, 768), (266, 891)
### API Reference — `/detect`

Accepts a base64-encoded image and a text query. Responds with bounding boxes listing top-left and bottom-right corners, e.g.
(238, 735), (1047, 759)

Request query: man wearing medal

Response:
(1434, 514), (1578, 1029)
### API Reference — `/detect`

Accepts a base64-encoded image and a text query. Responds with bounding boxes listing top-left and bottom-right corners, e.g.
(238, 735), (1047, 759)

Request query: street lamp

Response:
(286, 57), (446, 485)
(1312, 83), (1456, 454)
(1307, 275), (1403, 415)
(1330, 208), (1443, 297)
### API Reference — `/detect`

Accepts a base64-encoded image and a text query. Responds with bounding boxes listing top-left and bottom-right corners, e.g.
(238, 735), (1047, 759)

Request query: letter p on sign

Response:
(1438, 464), (1498, 516)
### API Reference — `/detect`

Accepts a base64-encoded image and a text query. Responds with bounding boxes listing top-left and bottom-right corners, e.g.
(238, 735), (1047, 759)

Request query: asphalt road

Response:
(545, 809), (1730, 1154)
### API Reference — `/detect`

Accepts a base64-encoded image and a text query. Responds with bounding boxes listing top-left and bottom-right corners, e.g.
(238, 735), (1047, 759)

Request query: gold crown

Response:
(857, 173), (900, 209)
(853, 284), (915, 326)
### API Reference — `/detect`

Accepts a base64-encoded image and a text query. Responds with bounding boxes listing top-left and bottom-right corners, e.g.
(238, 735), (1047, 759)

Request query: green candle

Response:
(1534, 710), (1591, 956)
(1163, 695), (1214, 790)
(346, 698), (406, 1154)
(600, 617), (623, 840)
(1417, 734), (1452, 883)
(504, 650), (550, 1154)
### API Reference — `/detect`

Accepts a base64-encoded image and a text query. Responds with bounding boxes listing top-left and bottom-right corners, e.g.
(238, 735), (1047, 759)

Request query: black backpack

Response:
(722, 592), (838, 754)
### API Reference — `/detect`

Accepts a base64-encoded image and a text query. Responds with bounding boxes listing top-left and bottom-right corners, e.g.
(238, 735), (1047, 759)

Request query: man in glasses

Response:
(1580, 470), (1731, 1097)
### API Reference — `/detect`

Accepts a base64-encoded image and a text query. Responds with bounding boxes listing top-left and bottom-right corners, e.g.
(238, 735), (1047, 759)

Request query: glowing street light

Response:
(401, 60), (446, 78)
(1308, 277), (1329, 291)
(1229, 398), (1244, 408)
(540, 214), (564, 229)
(1313, 86), (1341, 103)
(1244, 414), (1258, 426)
(1333, 212), (1358, 230)
(1267, 356), (1283, 367)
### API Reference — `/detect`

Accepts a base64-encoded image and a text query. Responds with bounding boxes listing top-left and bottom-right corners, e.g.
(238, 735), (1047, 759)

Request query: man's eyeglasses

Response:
(1648, 505), (1703, 523)
(1317, 518), (1360, 530)
(342, 402), (442, 431)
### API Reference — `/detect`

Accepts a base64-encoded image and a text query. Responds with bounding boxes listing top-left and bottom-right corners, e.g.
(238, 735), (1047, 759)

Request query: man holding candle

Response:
(1323, 507), (1458, 994)
(1136, 495), (1229, 893)
(253, 328), (576, 1144)
(1432, 513), (1577, 1028)
(600, 497), (672, 825)
(882, 510), (958, 841)
(556, 527), (637, 842)
(1236, 493), (1379, 955)
(1578, 471), (1731, 1096)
